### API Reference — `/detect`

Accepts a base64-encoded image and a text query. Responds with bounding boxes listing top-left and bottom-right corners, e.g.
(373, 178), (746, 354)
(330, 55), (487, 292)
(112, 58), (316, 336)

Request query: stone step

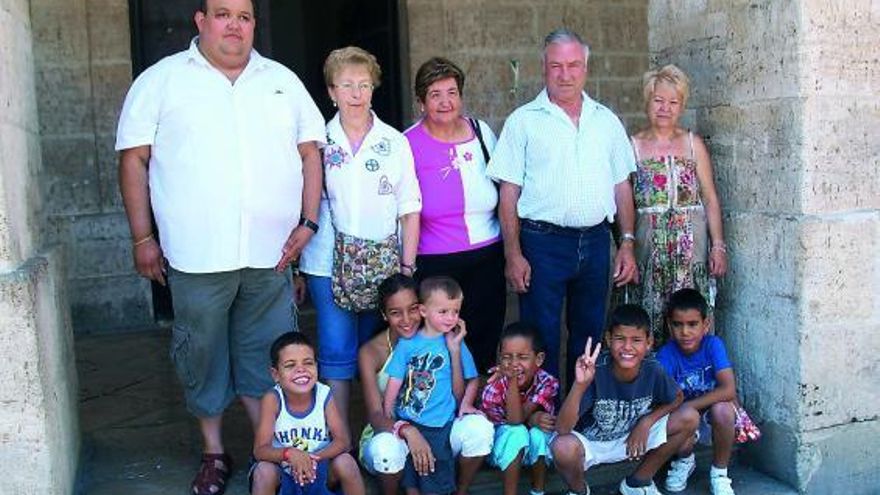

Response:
(583, 462), (797, 495)
(363, 446), (796, 494)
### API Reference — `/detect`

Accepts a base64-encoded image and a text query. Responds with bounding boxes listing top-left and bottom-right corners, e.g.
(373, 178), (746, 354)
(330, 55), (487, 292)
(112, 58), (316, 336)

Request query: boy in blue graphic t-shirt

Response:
(656, 289), (738, 495)
(384, 276), (485, 495)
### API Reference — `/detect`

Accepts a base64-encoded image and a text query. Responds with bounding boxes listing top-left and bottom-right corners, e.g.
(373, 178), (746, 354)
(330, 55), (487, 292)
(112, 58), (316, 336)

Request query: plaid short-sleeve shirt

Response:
(480, 368), (560, 425)
(486, 89), (636, 228)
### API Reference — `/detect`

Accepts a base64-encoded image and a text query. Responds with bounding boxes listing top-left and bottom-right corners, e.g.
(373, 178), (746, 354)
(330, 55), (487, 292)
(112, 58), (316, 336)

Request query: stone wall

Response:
(649, 1), (879, 493)
(32, 0), (150, 332)
(0, 250), (78, 495)
(795, 1), (879, 491)
(405, 0), (649, 133)
(0, 0), (79, 493)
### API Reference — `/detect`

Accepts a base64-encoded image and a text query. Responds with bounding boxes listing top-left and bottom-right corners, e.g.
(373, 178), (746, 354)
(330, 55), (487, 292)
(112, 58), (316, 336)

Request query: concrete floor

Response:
(75, 323), (796, 495)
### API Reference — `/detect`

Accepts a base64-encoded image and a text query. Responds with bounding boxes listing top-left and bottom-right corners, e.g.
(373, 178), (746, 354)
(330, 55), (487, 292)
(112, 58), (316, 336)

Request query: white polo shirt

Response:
(486, 90), (635, 228)
(115, 38), (325, 273)
(299, 112), (422, 276)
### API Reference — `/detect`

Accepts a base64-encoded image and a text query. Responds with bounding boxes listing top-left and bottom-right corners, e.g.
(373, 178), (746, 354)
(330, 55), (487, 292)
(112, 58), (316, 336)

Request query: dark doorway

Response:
(128, 0), (273, 75)
(127, 0), (404, 322)
(267, 1), (403, 126)
(127, 0), (402, 122)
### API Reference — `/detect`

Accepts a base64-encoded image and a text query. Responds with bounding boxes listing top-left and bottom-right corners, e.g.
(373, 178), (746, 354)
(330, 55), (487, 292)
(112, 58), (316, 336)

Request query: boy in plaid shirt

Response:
(480, 323), (560, 495)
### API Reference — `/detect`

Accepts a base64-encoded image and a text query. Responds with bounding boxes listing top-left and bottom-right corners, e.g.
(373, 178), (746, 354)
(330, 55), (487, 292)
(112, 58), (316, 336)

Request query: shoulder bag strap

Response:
(468, 117), (491, 164)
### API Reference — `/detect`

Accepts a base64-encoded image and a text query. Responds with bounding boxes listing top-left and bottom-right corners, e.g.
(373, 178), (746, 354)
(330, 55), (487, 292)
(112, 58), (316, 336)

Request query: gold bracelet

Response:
(132, 233), (154, 247)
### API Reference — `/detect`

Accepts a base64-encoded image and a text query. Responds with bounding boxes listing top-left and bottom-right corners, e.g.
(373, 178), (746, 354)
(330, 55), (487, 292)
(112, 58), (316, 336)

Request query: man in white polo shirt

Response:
(487, 28), (638, 387)
(115, 1), (324, 493)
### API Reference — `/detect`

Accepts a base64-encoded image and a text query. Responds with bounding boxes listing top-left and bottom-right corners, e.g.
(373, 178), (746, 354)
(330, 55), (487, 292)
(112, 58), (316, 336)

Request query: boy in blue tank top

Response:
(252, 332), (365, 495)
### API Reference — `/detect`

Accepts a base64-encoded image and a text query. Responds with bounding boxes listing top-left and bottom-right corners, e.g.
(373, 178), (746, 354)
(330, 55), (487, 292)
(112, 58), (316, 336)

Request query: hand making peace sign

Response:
(574, 337), (602, 384)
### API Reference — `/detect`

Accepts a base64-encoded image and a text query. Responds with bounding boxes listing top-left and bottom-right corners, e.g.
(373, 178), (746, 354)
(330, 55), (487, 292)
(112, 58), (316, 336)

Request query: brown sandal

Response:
(191, 453), (232, 495)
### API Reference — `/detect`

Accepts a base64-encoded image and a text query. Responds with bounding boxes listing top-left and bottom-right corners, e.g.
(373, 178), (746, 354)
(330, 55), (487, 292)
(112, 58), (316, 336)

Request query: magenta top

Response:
(405, 119), (501, 255)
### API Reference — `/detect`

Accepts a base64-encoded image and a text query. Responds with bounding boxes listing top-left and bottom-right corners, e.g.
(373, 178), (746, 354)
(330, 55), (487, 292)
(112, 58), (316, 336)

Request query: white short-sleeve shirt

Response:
(298, 198), (335, 277)
(115, 38), (325, 273)
(299, 112), (422, 276)
(486, 89), (635, 228)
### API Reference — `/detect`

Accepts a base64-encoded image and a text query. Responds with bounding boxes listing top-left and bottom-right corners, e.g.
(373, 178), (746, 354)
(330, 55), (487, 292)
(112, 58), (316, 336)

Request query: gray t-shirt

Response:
(577, 352), (679, 442)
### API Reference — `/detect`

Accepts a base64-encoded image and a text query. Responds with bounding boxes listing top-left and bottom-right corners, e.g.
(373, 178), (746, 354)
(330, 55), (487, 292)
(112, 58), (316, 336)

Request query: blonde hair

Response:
(642, 64), (690, 109)
(323, 46), (382, 88)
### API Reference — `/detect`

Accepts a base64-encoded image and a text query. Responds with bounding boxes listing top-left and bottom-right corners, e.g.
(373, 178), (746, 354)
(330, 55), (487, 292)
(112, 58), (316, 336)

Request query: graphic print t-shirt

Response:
(386, 332), (478, 427)
(656, 335), (732, 401)
(577, 353), (679, 442)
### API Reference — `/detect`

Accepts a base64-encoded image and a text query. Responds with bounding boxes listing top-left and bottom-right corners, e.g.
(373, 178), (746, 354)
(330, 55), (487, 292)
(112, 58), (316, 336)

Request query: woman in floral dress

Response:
(629, 65), (728, 341)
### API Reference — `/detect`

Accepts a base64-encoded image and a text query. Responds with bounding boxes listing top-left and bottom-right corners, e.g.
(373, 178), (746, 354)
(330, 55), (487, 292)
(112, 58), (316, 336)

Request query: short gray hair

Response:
(542, 28), (590, 62)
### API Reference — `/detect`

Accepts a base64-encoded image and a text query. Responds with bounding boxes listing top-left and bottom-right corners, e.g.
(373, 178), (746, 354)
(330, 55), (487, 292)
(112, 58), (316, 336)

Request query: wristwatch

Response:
(298, 217), (319, 233)
(621, 232), (636, 244)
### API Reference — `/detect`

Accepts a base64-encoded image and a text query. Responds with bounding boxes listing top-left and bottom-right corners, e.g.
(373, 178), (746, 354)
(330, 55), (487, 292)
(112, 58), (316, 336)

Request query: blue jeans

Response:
(281, 459), (333, 495)
(306, 275), (380, 380)
(519, 220), (611, 382)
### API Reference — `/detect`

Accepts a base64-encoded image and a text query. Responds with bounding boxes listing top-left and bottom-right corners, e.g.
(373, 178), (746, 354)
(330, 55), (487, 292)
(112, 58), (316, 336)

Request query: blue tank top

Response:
(272, 382), (332, 455)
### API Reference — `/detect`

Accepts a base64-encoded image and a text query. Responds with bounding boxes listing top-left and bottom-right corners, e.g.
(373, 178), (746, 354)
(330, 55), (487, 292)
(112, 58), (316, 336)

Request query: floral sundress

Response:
(627, 132), (714, 343)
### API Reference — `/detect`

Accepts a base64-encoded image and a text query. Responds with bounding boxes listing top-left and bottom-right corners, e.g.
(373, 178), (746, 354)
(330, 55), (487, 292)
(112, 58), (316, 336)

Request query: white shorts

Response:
(362, 431), (410, 475)
(557, 414), (669, 470)
(450, 413), (494, 458)
(362, 414), (494, 475)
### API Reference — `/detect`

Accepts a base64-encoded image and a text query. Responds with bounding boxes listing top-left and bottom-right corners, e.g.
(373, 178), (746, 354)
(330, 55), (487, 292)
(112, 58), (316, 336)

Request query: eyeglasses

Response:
(334, 82), (374, 92)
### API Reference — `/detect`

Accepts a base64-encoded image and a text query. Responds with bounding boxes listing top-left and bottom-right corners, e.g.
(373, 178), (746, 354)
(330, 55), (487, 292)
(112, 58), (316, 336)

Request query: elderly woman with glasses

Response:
(298, 46), (421, 422)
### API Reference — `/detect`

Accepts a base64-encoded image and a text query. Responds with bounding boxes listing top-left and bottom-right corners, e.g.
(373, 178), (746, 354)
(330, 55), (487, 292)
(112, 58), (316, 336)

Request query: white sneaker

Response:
(664, 454), (696, 492)
(619, 478), (663, 495)
(710, 473), (735, 495)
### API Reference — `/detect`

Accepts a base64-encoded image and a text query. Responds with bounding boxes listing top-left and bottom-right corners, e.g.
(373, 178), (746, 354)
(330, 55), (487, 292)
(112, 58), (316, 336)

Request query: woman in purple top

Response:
(404, 57), (506, 373)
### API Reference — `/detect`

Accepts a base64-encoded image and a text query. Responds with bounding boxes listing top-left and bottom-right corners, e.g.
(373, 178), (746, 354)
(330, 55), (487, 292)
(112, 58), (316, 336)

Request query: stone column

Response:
(0, 0), (79, 493)
(648, 1), (879, 493)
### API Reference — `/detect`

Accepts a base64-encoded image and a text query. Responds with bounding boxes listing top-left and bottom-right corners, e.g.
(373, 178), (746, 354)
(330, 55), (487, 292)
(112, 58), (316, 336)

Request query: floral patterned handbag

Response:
(733, 402), (762, 444)
(331, 232), (400, 312)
